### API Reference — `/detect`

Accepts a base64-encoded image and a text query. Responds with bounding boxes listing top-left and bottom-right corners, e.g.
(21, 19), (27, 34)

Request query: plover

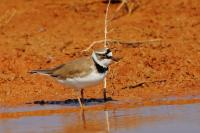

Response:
(29, 48), (118, 108)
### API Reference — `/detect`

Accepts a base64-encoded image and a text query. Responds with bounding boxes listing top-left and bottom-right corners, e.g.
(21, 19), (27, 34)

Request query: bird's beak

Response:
(111, 56), (121, 62)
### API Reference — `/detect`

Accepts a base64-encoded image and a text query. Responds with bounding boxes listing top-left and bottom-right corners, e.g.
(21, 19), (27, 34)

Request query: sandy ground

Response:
(0, 0), (200, 107)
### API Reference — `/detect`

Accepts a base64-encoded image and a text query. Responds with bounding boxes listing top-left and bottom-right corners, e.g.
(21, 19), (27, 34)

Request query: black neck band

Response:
(92, 57), (108, 73)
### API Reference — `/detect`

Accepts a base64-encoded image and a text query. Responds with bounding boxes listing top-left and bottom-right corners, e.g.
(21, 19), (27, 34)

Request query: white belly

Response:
(58, 71), (107, 89)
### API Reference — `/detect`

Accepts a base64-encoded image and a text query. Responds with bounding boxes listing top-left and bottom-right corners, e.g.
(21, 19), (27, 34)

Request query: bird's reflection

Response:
(105, 111), (110, 133)
(80, 109), (86, 129)
(77, 109), (110, 133)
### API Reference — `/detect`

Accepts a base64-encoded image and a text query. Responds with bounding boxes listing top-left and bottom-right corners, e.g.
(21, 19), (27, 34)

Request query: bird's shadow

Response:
(27, 97), (115, 106)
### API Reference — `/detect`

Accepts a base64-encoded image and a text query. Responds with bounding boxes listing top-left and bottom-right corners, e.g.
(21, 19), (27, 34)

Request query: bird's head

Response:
(92, 48), (119, 67)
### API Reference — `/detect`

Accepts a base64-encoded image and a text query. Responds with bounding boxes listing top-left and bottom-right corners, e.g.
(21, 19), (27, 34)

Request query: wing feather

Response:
(49, 57), (94, 79)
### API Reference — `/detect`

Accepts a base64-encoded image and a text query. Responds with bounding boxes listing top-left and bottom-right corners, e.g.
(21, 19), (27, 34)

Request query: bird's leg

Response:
(103, 78), (107, 102)
(78, 97), (83, 109)
(80, 88), (84, 104)
(77, 96), (83, 109)
(80, 109), (86, 129)
(74, 89), (84, 108)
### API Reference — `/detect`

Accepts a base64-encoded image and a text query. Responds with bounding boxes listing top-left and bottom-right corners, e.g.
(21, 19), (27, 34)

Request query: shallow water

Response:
(1, 103), (200, 133)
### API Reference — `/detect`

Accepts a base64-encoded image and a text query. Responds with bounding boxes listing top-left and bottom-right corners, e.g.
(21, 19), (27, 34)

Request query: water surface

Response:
(1, 103), (200, 133)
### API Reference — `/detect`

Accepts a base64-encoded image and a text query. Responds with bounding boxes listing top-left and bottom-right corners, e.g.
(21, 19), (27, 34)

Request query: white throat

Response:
(92, 52), (106, 67)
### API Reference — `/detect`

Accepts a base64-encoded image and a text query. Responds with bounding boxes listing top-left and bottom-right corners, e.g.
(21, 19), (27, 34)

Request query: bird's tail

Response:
(29, 64), (64, 75)
(28, 69), (52, 75)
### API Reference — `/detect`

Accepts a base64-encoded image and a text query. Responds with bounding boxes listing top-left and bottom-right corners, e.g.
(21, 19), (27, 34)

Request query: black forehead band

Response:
(106, 49), (111, 54)
(105, 49), (112, 59)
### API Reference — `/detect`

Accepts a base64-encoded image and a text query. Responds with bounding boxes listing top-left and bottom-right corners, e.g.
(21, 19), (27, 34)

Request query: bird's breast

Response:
(58, 71), (107, 88)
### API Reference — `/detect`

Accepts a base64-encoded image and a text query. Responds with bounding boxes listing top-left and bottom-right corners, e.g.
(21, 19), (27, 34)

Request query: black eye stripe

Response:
(98, 54), (112, 59)
(106, 55), (112, 59)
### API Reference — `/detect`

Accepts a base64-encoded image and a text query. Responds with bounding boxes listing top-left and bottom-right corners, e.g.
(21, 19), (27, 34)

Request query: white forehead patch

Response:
(96, 51), (106, 54)
(95, 48), (108, 54)
(107, 52), (112, 57)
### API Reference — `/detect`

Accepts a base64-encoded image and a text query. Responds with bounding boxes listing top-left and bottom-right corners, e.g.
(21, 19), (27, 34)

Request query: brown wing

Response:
(49, 57), (94, 79)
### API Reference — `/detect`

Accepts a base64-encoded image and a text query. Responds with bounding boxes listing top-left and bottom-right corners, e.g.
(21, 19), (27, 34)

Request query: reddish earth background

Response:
(0, 0), (200, 107)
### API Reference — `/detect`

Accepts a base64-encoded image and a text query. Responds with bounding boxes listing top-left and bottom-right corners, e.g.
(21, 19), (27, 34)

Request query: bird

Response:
(29, 48), (118, 108)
